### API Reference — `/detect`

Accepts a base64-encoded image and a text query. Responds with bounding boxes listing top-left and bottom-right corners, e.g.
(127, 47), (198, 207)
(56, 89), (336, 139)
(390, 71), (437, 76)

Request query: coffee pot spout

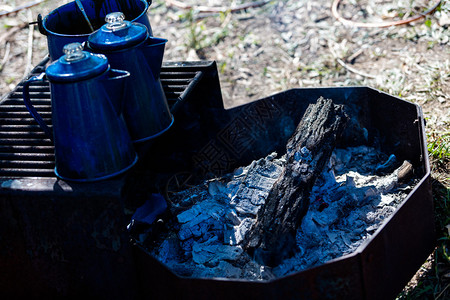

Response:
(141, 37), (168, 78)
(104, 69), (130, 115)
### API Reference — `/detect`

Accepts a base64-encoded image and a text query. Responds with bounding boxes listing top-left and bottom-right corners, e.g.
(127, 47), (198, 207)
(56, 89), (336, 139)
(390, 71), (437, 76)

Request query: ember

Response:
(139, 145), (416, 280)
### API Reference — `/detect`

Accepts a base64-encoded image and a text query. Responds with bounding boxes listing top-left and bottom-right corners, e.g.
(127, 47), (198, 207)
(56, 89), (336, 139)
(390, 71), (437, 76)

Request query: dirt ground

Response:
(0, 0), (449, 127)
(0, 0), (449, 297)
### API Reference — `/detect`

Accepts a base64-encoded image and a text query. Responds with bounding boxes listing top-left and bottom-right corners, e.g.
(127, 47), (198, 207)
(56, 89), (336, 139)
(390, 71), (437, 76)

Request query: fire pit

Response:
(0, 59), (434, 299)
(131, 86), (434, 299)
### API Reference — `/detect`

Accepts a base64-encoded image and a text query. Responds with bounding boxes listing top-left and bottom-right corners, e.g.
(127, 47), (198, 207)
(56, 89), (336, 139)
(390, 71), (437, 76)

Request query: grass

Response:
(182, 9), (207, 51)
(181, 9), (231, 55)
(428, 132), (450, 161)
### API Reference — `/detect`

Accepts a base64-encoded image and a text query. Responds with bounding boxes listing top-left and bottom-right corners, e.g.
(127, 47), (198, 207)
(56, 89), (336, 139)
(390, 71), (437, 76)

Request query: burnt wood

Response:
(243, 97), (349, 266)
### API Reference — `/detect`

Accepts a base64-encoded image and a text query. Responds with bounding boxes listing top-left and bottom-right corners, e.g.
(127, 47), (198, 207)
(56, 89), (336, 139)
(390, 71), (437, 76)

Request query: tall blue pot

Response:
(38, 0), (153, 60)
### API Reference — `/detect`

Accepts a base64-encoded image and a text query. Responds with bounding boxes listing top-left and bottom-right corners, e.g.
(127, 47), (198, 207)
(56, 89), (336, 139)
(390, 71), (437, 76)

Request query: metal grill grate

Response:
(0, 58), (204, 179)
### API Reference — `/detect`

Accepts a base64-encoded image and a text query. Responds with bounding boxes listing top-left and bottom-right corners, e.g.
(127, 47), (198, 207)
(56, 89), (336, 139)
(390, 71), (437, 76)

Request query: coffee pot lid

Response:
(46, 43), (109, 82)
(88, 12), (148, 51)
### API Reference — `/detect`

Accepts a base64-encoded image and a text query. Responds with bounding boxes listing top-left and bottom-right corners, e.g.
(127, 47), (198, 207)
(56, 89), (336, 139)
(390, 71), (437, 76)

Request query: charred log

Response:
(243, 97), (349, 266)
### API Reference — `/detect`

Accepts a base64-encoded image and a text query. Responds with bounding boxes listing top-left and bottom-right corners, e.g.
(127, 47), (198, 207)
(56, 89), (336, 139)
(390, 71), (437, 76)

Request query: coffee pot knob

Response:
(63, 43), (85, 62)
(105, 12), (127, 31)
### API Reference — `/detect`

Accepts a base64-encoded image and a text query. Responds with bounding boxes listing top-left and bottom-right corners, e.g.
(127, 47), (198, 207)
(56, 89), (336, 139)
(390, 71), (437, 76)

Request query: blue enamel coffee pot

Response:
(38, 0), (153, 60)
(22, 43), (138, 182)
(87, 12), (173, 143)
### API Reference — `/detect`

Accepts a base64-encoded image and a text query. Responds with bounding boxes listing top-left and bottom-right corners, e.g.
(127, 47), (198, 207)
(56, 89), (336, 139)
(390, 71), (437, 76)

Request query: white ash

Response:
(147, 146), (415, 280)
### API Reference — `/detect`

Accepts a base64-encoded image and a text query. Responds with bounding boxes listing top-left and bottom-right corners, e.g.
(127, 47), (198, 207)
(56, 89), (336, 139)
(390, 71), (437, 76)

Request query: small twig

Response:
(0, 42), (11, 73)
(0, 0), (45, 18)
(23, 10), (34, 77)
(346, 47), (365, 63)
(221, 10), (232, 29)
(165, 0), (270, 13)
(335, 55), (377, 79)
(328, 40), (377, 79)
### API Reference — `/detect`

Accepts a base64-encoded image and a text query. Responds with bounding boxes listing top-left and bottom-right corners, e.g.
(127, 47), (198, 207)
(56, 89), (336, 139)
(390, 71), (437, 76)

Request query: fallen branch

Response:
(0, 0), (44, 18)
(165, 0), (270, 13)
(332, 0), (442, 28)
(243, 97), (349, 266)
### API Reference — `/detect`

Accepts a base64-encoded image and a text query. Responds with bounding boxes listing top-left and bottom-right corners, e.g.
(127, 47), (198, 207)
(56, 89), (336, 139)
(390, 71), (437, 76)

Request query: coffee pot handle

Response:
(23, 73), (54, 141)
(36, 14), (47, 36)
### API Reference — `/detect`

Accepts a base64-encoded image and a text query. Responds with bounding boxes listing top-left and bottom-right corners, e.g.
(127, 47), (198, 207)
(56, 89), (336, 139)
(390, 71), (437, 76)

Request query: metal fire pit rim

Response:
(133, 86), (435, 300)
(225, 85), (422, 114)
